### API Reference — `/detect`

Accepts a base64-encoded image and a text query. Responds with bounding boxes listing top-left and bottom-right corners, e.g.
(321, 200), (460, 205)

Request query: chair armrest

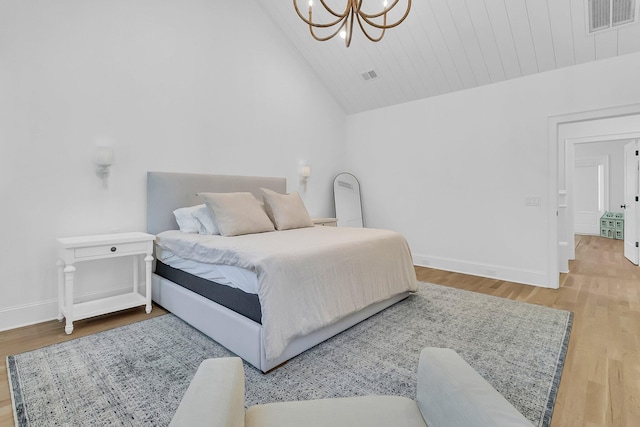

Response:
(170, 357), (246, 427)
(415, 348), (534, 427)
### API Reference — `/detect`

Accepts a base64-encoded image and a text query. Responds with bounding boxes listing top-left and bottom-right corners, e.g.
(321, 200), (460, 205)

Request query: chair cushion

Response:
(170, 358), (245, 427)
(416, 348), (534, 427)
(246, 395), (427, 427)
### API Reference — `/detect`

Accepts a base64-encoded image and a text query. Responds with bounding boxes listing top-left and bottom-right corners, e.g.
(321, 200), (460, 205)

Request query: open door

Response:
(623, 140), (639, 265)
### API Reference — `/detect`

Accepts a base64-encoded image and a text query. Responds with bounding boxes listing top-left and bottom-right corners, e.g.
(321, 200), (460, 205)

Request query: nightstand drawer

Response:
(312, 217), (338, 227)
(74, 242), (148, 259)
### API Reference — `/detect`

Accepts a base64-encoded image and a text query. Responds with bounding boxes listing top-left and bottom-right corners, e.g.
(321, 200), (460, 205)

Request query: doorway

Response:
(564, 134), (640, 271)
(548, 104), (640, 288)
(572, 139), (640, 270)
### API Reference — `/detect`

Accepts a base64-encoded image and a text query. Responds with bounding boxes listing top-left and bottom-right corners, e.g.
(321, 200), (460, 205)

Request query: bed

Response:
(147, 171), (417, 372)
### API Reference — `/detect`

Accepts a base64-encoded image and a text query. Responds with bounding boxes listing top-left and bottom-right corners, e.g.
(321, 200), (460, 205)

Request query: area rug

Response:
(8, 282), (572, 427)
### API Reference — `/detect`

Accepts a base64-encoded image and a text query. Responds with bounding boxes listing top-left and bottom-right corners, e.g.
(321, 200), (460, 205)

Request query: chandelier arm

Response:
(355, 12), (386, 43)
(359, 0), (400, 19)
(358, 10), (409, 30)
(345, 8), (355, 47)
(359, 1), (410, 30)
(317, 0), (347, 18)
(293, 0), (347, 28)
(310, 19), (349, 42)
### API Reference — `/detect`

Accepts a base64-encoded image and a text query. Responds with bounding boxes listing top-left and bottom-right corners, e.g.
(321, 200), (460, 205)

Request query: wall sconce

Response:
(94, 145), (114, 180)
(300, 165), (311, 192)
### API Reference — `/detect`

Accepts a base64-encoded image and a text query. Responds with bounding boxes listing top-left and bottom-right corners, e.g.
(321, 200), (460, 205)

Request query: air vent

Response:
(588, 0), (638, 33)
(361, 70), (378, 81)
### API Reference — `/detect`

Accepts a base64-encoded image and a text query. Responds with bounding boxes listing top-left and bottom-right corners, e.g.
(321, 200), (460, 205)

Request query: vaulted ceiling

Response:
(261, 0), (640, 114)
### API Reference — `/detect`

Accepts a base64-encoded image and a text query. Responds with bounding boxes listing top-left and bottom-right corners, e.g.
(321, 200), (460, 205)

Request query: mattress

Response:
(156, 246), (258, 294)
(154, 260), (262, 324)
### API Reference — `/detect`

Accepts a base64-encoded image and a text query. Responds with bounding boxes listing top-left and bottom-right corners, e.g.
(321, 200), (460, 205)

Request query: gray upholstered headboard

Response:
(146, 172), (287, 235)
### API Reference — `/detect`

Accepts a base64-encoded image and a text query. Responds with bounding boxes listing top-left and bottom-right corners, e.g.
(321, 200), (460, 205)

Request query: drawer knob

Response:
(110, 247), (117, 252)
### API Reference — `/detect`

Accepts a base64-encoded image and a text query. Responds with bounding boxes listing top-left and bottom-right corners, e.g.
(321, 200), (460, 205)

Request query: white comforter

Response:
(155, 226), (417, 362)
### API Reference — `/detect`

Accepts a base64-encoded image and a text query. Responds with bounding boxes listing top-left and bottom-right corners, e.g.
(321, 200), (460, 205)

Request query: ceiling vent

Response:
(588, 0), (638, 33)
(361, 70), (379, 81)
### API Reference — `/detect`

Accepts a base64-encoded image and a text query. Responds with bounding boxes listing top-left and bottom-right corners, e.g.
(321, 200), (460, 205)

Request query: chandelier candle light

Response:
(293, 0), (411, 47)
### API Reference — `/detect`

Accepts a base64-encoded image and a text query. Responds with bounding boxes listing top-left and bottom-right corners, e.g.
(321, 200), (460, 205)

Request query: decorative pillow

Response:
(197, 192), (275, 237)
(260, 188), (314, 231)
(192, 204), (219, 235)
(173, 204), (205, 233)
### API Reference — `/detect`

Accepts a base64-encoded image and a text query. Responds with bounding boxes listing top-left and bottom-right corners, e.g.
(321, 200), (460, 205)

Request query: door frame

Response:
(547, 103), (640, 288)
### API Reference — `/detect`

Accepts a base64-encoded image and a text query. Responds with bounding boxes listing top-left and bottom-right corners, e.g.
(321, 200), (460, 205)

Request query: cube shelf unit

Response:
(600, 212), (624, 240)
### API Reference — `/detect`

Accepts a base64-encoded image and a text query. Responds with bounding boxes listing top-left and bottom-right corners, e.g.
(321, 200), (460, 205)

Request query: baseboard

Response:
(0, 299), (59, 332)
(0, 285), (139, 332)
(575, 226), (599, 235)
(413, 253), (552, 288)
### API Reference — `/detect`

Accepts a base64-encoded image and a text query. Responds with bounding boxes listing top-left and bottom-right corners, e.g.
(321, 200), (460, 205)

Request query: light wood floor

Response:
(1, 235), (638, 426)
(415, 235), (640, 427)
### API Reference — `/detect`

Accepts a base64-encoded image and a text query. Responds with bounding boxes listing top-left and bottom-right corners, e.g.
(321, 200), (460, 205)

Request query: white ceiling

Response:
(260, 0), (640, 114)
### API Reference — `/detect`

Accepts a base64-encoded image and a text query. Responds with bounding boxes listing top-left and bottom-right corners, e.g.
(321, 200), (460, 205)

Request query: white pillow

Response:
(260, 188), (314, 231)
(192, 205), (219, 235)
(198, 192), (275, 237)
(173, 204), (205, 233)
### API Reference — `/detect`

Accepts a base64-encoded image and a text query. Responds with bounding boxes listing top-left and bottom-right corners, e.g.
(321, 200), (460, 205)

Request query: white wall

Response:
(0, 0), (347, 330)
(346, 52), (640, 288)
(575, 140), (628, 214)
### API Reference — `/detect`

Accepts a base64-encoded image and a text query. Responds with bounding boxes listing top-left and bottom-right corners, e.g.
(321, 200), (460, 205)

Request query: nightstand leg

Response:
(56, 260), (65, 321)
(133, 255), (139, 293)
(144, 254), (153, 314)
(63, 265), (76, 334)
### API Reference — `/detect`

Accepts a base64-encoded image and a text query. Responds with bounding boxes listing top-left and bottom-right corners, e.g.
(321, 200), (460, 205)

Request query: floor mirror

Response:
(333, 172), (363, 227)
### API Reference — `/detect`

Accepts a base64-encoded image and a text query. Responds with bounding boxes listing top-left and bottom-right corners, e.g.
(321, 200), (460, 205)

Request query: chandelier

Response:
(293, 0), (412, 48)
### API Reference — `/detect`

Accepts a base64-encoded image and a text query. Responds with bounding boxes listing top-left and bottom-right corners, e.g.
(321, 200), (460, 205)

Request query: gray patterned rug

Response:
(8, 282), (572, 427)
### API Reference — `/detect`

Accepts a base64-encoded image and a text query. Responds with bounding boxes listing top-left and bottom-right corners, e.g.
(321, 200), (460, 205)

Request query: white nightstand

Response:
(56, 232), (155, 334)
(312, 217), (338, 227)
